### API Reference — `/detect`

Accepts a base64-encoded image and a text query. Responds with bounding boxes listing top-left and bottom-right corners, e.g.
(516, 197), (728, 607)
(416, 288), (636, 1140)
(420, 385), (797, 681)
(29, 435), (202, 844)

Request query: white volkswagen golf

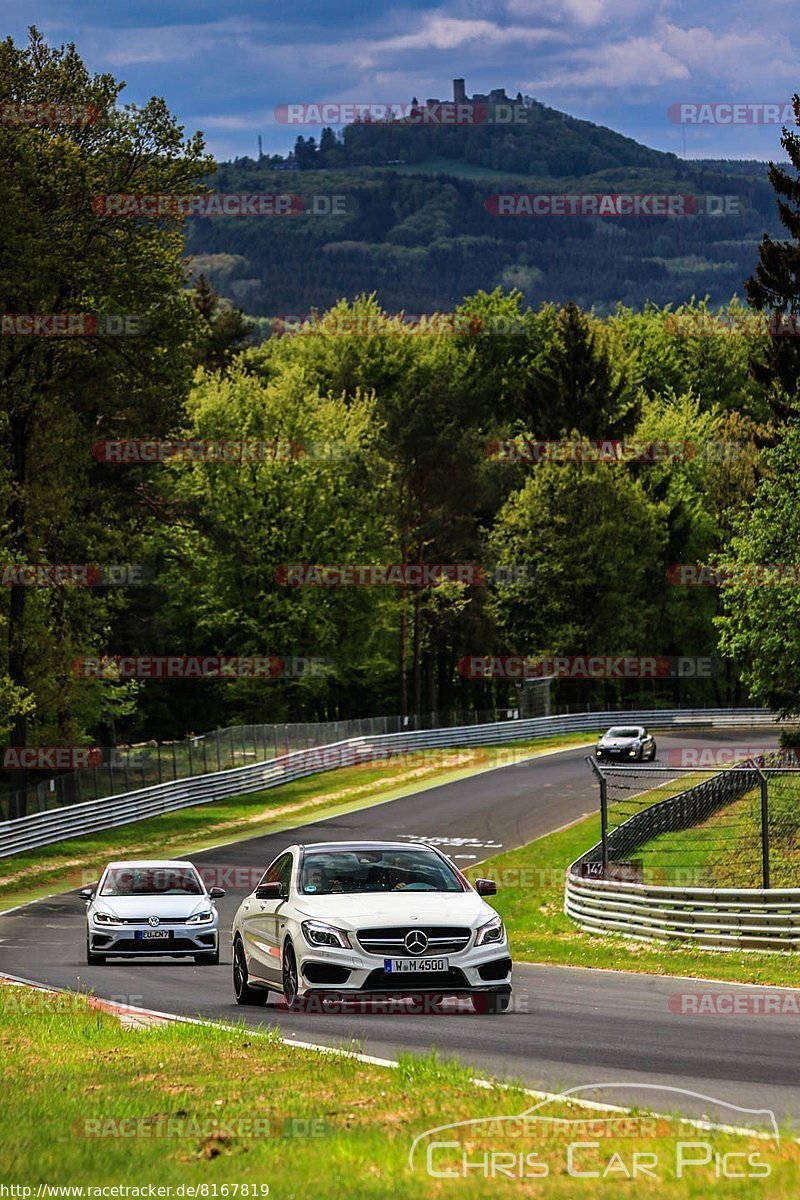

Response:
(81, 859), (225, 965)
(231, 840), (512, 1013)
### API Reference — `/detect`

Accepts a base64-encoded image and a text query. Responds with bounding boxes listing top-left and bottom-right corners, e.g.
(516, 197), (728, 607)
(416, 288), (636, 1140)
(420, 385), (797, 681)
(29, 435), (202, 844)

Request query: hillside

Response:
(184, 96), (783, 318)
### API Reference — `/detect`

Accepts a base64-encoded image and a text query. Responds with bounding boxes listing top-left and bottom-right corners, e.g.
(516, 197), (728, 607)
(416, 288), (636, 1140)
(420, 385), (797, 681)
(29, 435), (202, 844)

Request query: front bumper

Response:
(596, 745), (641, 759)
(88, 921), (219, 957)
(295, 938), (513, 995)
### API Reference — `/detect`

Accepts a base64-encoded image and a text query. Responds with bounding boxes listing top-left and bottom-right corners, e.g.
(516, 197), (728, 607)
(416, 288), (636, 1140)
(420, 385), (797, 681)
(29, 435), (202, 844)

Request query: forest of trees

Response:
(4, 30), (800, 796)
(184, 157), (784, 317)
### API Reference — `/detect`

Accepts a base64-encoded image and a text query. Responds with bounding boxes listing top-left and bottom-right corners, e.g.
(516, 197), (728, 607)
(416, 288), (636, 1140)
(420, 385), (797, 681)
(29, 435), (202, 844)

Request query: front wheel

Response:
(282, 941), (300, 1007)
(650, 743), (658, 761)
(233, 937), (267, 1005)
(471, 992), (511, 1014)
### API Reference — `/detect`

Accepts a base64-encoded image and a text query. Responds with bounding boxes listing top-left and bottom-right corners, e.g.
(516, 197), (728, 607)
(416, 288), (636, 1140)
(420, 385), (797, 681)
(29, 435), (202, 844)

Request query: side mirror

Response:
(474, 878), (497, 896)
(255, 882), (285, 900)
(78, 888), (95, 901)
(208, 886), (226, 899)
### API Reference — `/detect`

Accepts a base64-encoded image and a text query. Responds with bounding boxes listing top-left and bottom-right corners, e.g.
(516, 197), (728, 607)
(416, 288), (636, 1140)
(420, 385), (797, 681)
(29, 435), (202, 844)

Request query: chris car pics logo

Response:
(409, 1084), (777, 1182)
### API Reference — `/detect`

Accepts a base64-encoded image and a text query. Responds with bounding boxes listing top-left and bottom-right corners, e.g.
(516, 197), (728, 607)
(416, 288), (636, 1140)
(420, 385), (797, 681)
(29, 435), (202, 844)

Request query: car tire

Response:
(233, 937), (267, 1005)
(471, 992), (511, 1014)
(86, 940), (106, 966)
(650, 743), (658, 761)
(195, 950), (219, 965)
(282, 941), (300, 1007)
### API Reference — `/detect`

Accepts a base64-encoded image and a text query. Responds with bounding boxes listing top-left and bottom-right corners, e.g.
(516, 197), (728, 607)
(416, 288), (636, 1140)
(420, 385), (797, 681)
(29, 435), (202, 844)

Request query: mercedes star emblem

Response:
(404, 929), (428, 955)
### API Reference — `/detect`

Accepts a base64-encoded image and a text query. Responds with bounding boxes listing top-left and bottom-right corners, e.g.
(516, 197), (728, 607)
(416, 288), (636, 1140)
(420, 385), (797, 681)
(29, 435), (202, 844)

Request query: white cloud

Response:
(377, 15), (558, 51)
(506, 0), (668, 28)
(526, 36), (689, 89)
(659, 21), (799, 85)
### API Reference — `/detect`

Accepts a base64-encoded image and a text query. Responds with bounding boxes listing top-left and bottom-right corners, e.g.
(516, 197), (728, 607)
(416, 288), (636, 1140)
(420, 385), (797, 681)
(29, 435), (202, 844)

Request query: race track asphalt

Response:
(2, 727), (797, 1129)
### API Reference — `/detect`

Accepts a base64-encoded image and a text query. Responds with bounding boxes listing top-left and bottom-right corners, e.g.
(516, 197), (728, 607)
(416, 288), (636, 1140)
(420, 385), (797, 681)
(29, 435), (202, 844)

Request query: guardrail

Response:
(565, 754), (800, 950)
(0, 707), (779, 858)
(565, 873), (800, 950)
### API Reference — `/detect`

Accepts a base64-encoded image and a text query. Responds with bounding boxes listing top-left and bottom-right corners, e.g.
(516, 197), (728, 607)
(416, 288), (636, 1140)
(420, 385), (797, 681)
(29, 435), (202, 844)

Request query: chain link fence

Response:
(587, 750), (800, 889)
(0, 693), (556, 822)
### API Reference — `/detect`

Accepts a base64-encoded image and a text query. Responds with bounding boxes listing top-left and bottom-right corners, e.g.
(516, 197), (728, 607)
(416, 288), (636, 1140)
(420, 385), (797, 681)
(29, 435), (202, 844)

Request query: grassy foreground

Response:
(2, 983), (796, 1197)
(0, 735), (595, 911)
(471, 813), (800, 988)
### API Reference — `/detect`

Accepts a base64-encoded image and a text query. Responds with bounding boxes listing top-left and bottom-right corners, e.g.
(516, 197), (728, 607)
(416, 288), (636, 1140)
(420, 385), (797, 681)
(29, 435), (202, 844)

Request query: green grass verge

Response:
(3, 984), (796, 1196)
(0, 734), (596, 912)
(472, 812), (800, 987)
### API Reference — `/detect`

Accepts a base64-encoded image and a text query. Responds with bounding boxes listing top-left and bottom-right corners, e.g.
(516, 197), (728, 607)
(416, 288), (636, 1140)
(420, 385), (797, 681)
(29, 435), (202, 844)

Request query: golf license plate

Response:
(136, 930), (171, 940)
(384, 957), (448, 973)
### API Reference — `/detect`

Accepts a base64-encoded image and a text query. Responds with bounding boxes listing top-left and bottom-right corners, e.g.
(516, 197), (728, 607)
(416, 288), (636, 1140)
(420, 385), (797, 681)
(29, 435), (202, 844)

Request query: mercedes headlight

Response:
(301, 920), (351, 949)
(475, 916), (505, 946)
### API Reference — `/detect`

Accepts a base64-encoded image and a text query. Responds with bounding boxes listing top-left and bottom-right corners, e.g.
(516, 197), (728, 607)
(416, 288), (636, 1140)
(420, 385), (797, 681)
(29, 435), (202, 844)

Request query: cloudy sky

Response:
(2, 0), (798, 161)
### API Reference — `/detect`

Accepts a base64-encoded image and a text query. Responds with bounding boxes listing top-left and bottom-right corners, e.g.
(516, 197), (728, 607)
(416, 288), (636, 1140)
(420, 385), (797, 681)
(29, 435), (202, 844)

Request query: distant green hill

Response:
(185, 98), (783, 319)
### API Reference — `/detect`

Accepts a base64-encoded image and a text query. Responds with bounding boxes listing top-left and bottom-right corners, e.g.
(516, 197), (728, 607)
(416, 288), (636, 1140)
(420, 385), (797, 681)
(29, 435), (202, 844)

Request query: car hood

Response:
(599, 737), (640, 748)
(293, 890), (495, 929)
(91, 895), (212, 920)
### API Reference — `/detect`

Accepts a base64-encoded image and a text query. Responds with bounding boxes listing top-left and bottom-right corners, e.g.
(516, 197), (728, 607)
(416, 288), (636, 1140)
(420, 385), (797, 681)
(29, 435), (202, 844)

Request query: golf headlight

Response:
(475, 916), (505, 947)
(301, 920), (351, 949)
(93, 911), (122, 925)
(187, 910), (214, 924)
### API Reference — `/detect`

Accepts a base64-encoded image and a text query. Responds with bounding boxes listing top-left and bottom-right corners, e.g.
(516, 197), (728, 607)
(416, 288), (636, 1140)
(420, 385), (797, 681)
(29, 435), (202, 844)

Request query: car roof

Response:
(296, 840), (431, 852)
(103, 859), (197, 869)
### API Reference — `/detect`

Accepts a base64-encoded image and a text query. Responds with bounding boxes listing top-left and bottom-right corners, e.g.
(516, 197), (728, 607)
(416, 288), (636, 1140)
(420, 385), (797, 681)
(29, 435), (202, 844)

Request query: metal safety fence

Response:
(566, 748), (800, 949)
(0, 707), (777, 857)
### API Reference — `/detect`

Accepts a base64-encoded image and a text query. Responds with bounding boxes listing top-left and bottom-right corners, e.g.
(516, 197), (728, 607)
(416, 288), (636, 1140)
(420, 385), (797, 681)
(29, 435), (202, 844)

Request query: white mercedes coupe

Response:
(231, 840), (512, 1013)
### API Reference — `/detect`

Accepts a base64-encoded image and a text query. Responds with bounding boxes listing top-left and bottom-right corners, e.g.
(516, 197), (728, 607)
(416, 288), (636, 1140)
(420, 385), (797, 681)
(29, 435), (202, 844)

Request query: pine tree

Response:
(526, 302), (635, 439)
(746, 96), (800, 420)
(190, 275), (253, 370)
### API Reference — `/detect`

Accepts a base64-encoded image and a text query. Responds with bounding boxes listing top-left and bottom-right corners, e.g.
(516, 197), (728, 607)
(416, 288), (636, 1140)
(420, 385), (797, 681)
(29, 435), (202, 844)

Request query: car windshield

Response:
(100, 867), (204, 896)
(606, 728), (641, 738)
(300, 848), (465, 895)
